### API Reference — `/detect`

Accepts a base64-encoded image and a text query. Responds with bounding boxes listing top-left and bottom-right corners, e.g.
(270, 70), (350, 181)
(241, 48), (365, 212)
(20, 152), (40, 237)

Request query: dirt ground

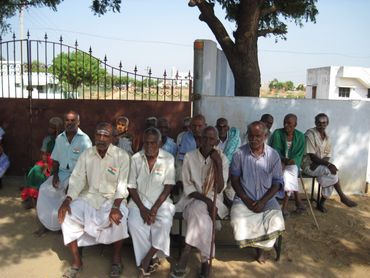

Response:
(0, 176), (369, 278)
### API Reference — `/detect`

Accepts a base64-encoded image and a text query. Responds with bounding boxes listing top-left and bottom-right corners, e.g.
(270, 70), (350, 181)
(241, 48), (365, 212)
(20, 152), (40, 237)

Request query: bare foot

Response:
(341, 197), (357, 207)
(256, 249), (266, 264)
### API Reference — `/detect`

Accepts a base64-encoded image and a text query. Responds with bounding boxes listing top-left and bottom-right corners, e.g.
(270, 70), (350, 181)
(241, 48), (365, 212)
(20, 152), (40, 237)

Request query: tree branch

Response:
(260, 4), (280, 17)
(258, 27), (286, 37)
(195, 1), (235, 58)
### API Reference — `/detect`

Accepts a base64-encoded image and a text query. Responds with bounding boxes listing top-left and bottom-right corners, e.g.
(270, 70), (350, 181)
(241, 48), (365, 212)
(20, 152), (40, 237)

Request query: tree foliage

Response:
(0, 0), (120, 34)
(268, 78), (295, 91)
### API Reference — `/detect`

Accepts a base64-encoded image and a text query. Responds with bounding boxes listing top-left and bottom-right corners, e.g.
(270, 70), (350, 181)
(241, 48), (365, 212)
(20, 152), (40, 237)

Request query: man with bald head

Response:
(230, 121), (285, 264)
(172, 126), (229, 278)
(270, 113), (306, 217)
(58, 122), (130, 278)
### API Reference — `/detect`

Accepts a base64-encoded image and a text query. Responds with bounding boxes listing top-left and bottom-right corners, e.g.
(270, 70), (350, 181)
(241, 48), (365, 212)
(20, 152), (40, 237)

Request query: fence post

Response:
(26, 31), (34, 167)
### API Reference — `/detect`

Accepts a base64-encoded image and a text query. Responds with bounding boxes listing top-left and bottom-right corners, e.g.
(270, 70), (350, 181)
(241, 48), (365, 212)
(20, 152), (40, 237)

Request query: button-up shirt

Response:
(178, 131), (197, 161)
(128, 149), (175, 206)
(51, 128), (92, 180)
(230, 144), (284, 210)
(181, 148), (229, 218)
(67, 144), (130, 209)
(161, 137), (178, 158)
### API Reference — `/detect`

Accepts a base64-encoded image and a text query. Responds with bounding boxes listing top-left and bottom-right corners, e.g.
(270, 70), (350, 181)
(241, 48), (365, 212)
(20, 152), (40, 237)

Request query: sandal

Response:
(169, 264), (190, 278)
(137, 266), (151, 278)
(148, 257), (160, 273)
(62, 267), (82, 278)
(109, 263), (123, 278)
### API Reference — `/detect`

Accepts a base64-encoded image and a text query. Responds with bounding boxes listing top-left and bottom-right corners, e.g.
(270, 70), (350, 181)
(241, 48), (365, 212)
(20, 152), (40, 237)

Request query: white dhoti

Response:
(61, 198), (129, 246)
(283, 165), (299, 195)
(304, 165), (338, 198)
(128, 200), (175, 266)
(37, 175), (69, 231)
(224, 179), (235, 201)
(183, 199), (215, 260)
(230, 203), (285, 250)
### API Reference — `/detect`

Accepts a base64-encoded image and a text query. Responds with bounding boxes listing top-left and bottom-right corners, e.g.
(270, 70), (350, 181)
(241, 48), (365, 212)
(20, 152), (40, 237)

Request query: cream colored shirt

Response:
(128, 149), (175, 206)
(181, 148), (229, 218)
(67, 144), (130, 209)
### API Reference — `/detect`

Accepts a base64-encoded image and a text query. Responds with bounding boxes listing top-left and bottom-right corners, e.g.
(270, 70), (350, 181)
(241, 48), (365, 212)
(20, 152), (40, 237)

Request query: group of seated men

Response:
(29, 110), (356, 278)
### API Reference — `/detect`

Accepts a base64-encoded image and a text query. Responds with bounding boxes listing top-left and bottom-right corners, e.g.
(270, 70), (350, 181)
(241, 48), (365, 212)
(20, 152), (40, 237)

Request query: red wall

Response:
(0, 98), (191, 175)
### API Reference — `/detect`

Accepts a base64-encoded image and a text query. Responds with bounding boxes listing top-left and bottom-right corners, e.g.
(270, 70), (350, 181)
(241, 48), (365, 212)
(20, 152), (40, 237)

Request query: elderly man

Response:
(128, 127), (175, 277)
(230, 121), (285, 264)
(270, 114), (306, 217)
(215, 117), (241, 205)
(260, 114), (274, 143)
(176, 116), (191, 148)
(36, 111), (91, 235)
(157, 117), (178, 158)
(58, 122), (130, 278)
(302, 113), (357, 212)
(172, 126), (229, 278)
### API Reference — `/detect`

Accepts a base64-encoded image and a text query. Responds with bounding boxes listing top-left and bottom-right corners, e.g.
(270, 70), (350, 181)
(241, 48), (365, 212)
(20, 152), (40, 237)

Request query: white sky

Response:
(2, 0), (370, 85)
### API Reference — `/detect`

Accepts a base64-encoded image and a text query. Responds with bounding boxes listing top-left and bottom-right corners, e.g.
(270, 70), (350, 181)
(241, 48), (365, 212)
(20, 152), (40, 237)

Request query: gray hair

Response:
(116, 116), (129, 126)
(64, 110), (80, 121)
(247, 121), (268, 135)
(95, 122), (114, 135)
(202, 125), (219, 140)
(143, 127), (162, 143)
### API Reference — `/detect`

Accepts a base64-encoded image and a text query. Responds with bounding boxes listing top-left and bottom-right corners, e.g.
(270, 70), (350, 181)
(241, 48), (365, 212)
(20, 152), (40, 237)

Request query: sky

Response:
(2, 0), (370, 85)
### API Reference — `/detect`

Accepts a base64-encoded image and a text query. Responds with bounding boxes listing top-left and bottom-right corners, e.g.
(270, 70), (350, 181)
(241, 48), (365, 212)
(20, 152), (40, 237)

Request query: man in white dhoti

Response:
(172, 126), (229, 278)
(36, 111), (91, 235)
(230, 121), (285, 264)
(270, 114), (306, 217)
(58, 122), (130, 278)
(127, 127), (175, 277)
(302, 113), (357, 212)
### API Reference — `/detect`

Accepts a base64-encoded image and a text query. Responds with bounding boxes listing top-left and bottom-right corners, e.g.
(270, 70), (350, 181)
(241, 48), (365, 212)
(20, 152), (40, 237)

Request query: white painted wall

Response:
(195, 96), (370, 194)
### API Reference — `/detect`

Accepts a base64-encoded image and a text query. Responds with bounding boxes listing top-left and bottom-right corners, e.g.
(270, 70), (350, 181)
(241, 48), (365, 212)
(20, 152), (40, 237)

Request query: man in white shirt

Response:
(172, 126), (229, 278)
(128, 127), (175, 277)
(58, 122), (130, 278)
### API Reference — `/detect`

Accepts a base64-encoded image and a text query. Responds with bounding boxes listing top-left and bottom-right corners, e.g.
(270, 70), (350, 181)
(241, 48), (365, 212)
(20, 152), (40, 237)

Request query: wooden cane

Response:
(208, 169), (218, 274)
(300, 177), (320, 230)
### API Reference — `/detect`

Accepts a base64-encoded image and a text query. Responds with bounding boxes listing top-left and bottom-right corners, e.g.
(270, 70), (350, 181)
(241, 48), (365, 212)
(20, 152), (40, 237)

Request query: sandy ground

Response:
(0, 176), (369, 278)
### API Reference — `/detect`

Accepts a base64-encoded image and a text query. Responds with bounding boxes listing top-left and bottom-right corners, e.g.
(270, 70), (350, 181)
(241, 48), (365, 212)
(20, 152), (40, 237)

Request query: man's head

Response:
(260, 114), (274, 131)
(315, 113), (329, 132)
(64, 111), (80, 133)
(182, 116), (192, 132)
(247, 121), (267, 150)
(283, 114), (297, 135)
(216, 118), (229, 139)
(143, 127), (161, 157)
(95, 122), (114, 153)
(190, 114), (206, 137)
(145, 117), (158, 128)
(200, 126), (219, 155)
(115, 116), (129, 134)
(157, 118), (170, 138)
(48, 116), (64, 136)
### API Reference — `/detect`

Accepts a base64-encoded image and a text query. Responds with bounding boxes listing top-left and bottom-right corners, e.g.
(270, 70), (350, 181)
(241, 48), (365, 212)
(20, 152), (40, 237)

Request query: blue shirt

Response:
(161, 137), (178, 158)
(0, 153), (10, 178)
(178, 131), (196, 161)
(230, 143), (284, 210)
(51, 128), (92, 180)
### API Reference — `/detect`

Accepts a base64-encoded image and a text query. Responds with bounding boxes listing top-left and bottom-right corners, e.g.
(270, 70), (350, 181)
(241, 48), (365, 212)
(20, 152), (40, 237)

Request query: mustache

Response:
(96, 141), (108, 146)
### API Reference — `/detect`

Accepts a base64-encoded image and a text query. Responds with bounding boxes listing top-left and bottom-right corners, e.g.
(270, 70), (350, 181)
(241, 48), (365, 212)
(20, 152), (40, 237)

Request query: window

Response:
(338, 87), (350, 98)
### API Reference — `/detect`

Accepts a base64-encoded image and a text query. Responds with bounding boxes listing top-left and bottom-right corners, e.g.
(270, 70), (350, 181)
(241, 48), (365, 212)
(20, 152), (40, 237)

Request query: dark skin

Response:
(52, 112), (79, 189)
(231, 123), (281, 263)
(216, 118), (229, 143)
(176, 128), (224, 273)
(308, 116), (356, 211)
(128, 133), (173, 273)
(58, 126), (124, 269)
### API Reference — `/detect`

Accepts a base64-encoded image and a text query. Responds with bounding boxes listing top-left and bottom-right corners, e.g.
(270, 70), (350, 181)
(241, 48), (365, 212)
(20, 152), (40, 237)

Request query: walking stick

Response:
(208, 169), (218, 274)
(300, 177), (320, 230)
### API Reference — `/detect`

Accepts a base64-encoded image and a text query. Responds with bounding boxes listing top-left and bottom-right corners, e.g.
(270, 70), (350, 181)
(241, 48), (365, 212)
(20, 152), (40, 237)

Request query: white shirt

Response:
(67, 144), (130, 209)
(128, 149), (175, 206)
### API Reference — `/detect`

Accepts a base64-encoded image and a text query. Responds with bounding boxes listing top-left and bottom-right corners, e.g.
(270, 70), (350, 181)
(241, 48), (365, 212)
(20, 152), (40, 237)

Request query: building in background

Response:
(306, 66), (370, 100)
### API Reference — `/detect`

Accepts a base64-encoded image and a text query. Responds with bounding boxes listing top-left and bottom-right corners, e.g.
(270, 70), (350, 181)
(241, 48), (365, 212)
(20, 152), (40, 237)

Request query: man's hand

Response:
(210, 149), (222, 165)
(252, 199), (266, 213)
(52, 175), (60, 188)
(58, 198), (71, 224)
(139, 207), (152, 225)
(148, 206), (158, 225)
(328, 163), (338, 175)
(109, 208), (123, 225)
(206, 199), (217, 219)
